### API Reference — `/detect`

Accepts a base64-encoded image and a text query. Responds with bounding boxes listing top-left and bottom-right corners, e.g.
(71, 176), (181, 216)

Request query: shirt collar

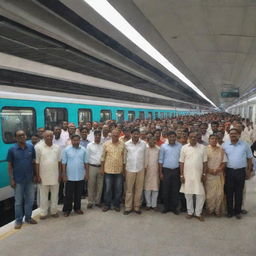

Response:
(229, 139), (241, 145)
(188, 142), (198, 147)
(16, 143), (28, 149)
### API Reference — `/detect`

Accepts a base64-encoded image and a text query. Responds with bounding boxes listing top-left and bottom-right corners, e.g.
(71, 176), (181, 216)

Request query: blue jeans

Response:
(14, 183), (35, 224)
(104, 174), (123, 207)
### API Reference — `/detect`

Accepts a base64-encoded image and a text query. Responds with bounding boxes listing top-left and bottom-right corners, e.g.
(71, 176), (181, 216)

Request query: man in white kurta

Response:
(35, 131), (61, 218)
(180, 131), (207, 221)
(124, 129), (147, 214)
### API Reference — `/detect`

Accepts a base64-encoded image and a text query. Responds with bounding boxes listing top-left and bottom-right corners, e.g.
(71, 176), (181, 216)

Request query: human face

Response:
(31, 136), (39, 146)
(111, 130), (120, 143)
(140, 131), (146, 140)
(155, 130), (161, 140)
(37, 128), (45, 139)
(54, 127), (61, 139)
(81, 129), (88, 140)
(86, 122), (92, 130)
(200, 125), (207, 135)
(218, 124), (225, 132)
(209, 136), (218, 147)
(168, 134), (176, 145)
(216, 132), (224, 142)
(62, 121), (68, 131)
(68, 126), (76, 136)
(197, 133), (202, 143)
(94, 133), (101, 144)
(225, 122), (231, 132)
(44, 132), (53, 145)
(235, 123), (243, 133)
(229, 129), (239, 143)
(176, 129), (182, 138)
(71, 136), (80, 148)
(93, 122), (98, 129)
(132, 131), (140, 143)
(103, 127), (109, 137)
(211, 123), (219, 133)
(124, 130), (131, 137)
(148, 138), (156, 148)
(16, 130), (26, 144)
(189, 132), (197, 145)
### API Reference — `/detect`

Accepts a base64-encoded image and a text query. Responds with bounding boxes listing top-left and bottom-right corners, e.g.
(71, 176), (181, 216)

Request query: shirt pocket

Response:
(24, 150), (33, 160)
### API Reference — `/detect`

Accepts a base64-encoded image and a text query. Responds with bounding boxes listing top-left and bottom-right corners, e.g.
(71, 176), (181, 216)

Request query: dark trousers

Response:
(162, 167), (180, 211)
(104, 173), (123, 207)
(226, 168), (246, 215)
(58, 181), (64, 203)
(63, 180), (84, 212)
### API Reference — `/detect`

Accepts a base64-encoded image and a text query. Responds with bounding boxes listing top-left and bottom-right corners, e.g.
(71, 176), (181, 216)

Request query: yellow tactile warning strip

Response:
(0, 209), (40, 240)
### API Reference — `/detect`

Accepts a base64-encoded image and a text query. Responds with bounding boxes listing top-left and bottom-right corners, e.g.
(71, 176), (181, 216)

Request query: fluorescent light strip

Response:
(84, 0), (216, 107)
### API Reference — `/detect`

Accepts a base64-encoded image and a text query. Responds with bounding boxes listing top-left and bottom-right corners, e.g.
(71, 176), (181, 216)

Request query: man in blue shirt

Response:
(7, 130), (37, 229)
(62, 134), (87, 216)
(223, 128), (253, 219)
(159, 131), (182, 214)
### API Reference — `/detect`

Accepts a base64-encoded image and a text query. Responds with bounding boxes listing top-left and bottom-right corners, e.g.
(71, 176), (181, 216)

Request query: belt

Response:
(89, 164), (101, 168)
(227, 167), (245, 171)
(163, 167), (179, 171)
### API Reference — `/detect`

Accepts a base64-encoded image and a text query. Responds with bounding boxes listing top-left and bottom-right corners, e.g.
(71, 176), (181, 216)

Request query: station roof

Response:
(1, 0), (255, 109)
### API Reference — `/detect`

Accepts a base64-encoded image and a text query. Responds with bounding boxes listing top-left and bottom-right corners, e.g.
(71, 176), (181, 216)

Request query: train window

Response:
(148, 112), (152, 120)
(167, 112), (170, 118)
(100, 110), (111, 122)
(160, 112), (164, 119)
(78, 109), (92, 124)
(128, 111), (135, 122)
(155, 112), (158, 119)
(1, 107), (36, 144)
(116, 110), (124, 123)
(139, 111), (145, 120)
(44, 108), (68, 130)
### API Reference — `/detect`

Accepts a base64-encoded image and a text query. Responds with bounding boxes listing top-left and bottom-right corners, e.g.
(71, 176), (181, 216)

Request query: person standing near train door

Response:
(62, 134), (87, 216)
(35, 130), (61, 219)
(7, 130), (37, 229)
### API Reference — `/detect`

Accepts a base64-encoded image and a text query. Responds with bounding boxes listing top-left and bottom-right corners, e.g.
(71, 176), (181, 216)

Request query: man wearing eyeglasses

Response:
(7, 130), (37, 229)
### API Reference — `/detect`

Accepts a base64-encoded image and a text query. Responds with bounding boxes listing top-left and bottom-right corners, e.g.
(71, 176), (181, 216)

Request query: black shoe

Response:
(114, 207), (120, 212)
(241, 209), (248, 214)
(227, 213), (233, 218)
(123, 210), (132, 215)
(162, 208), (170, 214)
(235, 214), (242, 219)
(95, 203), (102, 208)
(172, 209), (180, 215)
(102, 206), (110, 212)
(134, 210), (142, 215)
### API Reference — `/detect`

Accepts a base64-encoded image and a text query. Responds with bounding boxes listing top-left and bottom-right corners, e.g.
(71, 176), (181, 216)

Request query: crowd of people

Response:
(7, 113), (256, 229)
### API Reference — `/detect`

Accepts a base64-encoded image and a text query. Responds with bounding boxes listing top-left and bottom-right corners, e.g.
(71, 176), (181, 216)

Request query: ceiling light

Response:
(84, 0), (217, 107)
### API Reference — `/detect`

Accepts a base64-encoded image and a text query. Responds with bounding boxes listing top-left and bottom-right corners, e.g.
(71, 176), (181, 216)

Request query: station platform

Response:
(0, 178), (256, 256)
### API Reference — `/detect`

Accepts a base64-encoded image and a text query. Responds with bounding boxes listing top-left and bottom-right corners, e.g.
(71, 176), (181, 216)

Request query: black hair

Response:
(167, 131), (176, 136)
(71, 134), (80, 139)
(94, 130), (101, 136)
(80, 127), (89, 133)
(131, 128), (140, 134)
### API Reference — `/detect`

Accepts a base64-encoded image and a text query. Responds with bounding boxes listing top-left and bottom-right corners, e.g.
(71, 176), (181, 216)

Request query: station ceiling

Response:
(2, 0), (255, 109)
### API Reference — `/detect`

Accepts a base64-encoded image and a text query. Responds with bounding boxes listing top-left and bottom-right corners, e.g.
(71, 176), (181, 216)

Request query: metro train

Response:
(0, 85), (198, 219)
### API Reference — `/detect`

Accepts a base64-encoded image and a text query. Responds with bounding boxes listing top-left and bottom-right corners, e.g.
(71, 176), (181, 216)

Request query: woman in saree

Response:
(205, 134), (227, 216)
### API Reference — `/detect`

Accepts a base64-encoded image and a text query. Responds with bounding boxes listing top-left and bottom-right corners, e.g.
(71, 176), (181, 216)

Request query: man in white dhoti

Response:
(180, 131), (207, 221)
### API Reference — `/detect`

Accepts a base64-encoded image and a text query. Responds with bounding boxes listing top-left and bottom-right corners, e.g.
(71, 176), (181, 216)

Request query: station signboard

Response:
(221, 88), (239, 98)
